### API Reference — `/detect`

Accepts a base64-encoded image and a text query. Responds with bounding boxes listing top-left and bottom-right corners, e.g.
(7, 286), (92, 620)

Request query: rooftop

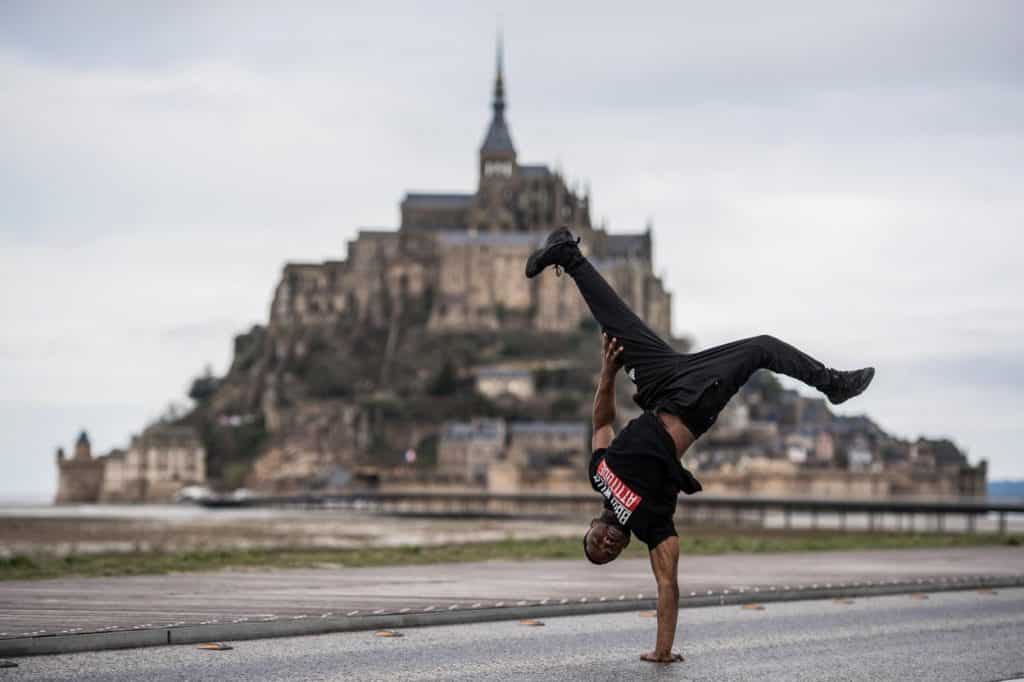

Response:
(402, 193), (474, 209)
(509, 422), (587, 436)
(519, 164), (551, 179)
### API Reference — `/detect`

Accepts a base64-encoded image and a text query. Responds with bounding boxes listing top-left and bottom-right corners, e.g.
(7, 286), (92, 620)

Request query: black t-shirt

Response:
(588, 411), (703, 550)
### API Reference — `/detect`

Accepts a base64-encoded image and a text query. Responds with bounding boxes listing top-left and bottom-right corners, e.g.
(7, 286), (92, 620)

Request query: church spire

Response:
(493, 30), (505, 116)
(480, 31), (516, 163)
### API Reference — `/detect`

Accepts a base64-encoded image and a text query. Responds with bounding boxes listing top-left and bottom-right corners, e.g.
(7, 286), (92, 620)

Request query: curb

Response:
(2, 574), (1022, 658)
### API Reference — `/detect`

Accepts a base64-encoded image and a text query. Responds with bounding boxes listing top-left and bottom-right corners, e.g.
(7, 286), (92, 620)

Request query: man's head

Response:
(583, 510), (630, 564)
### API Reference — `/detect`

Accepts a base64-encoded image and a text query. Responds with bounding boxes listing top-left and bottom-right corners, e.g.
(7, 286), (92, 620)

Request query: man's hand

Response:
(601, 332), (625, 376)
(640, 650), (685, 663)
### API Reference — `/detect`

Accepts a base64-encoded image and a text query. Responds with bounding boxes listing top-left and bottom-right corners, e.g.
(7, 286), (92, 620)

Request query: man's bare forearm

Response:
(645, 536), (683, 662)
(654, 579), (680, 655)
(592, 370), (616, 428)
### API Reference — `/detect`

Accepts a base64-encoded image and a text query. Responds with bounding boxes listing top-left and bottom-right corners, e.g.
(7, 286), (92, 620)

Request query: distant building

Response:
(814, 431), (836, 463)
(54, 424), (206, 504)
(437, 418), (586, 489)
(847, 435), (875, 472)
(507, 421), (588, 471)
(784, 433), (814, 464)
(688, 384), (988, 498)
(100, 424), (206, 502)
(474, 367), (535, 401)
(438, 419), (507, 485)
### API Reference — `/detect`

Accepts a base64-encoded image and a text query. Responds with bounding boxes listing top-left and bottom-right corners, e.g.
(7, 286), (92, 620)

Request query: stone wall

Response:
(429, 232), (536, 331)
(268, 221), (672, 338)
(700, 466), (894, 499)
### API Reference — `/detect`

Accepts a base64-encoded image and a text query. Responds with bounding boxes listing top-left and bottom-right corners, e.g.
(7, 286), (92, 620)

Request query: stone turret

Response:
(55, 431), (104, 504)
(73, 430), (92, 461)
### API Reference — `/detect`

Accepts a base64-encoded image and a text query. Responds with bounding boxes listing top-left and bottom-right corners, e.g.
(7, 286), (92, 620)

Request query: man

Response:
(525, 227), (874, 663)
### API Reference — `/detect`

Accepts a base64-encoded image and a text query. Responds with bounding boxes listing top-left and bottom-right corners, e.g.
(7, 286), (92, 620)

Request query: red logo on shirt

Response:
(596, 459), (642, 511)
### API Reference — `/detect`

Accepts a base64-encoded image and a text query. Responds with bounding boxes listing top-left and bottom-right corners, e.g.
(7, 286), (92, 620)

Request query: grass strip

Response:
(1, 531), (1019, 581)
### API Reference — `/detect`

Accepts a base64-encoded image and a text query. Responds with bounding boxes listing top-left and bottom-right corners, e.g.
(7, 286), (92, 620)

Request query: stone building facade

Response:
(506, 422), (589, 472)
(99, 424), (206, 502)
(438, 419), (507, 486)
(54, 425), (206, 504)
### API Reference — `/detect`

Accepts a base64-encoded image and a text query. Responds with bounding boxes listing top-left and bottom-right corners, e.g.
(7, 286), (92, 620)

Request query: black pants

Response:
(566, 258), (834, 438)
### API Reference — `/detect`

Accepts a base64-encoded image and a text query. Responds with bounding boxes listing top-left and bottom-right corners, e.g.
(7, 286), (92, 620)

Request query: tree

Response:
(428, 359), (458, 396)
(188, 365), (221, 403)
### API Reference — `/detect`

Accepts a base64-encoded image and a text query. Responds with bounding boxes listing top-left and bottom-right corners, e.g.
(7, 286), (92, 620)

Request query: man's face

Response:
(584, 516), (630, 564)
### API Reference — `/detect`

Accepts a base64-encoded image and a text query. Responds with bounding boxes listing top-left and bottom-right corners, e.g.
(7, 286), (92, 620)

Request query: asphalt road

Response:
(5, 546), (1022, 637)
(5, 588), (1024, 681)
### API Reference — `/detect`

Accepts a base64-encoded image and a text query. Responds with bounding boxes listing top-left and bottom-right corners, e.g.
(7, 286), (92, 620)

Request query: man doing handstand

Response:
(524, 227), (875, 663)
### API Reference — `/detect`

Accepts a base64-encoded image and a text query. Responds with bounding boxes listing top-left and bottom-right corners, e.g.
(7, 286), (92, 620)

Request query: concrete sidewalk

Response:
(2, 546), (1022, 656)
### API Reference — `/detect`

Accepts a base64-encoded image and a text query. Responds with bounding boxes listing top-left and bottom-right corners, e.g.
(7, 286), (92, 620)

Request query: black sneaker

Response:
(825, 367), (875, 405)
(525, 227), (582, 278)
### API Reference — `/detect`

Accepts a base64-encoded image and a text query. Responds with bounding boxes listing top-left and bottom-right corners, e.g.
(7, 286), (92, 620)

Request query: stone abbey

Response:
(272, 43), (672, 339)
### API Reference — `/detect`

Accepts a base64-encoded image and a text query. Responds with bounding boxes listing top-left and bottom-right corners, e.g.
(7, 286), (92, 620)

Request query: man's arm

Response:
(592, 333), (624, 451)
(641, 536), (684, 663)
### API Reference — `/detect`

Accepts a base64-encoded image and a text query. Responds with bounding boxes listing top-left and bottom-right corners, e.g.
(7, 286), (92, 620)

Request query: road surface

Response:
(5, 588), (1024, 681)
(3, 546), (1022, 638)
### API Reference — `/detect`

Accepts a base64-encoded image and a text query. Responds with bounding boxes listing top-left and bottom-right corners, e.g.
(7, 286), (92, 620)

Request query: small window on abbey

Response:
(484, 160), (513, 177)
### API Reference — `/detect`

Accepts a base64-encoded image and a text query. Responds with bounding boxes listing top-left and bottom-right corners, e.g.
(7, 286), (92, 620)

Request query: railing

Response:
(199, 492), (1024, 535)
(673, 495), (1024, 535)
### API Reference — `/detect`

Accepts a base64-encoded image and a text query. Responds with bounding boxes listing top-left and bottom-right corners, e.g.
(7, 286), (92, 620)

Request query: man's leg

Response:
(564, 258), (678, 378)
(677, 334), (868, 437)
(718, 334), (832, 393)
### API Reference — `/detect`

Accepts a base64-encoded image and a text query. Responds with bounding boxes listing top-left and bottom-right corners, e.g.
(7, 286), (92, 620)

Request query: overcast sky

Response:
(2, 1), (1022, 501)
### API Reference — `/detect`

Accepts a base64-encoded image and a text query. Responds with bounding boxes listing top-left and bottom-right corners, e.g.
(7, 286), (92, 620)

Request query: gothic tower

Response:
(472, 34), (519, 232)
(479, 33), (517, 181)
